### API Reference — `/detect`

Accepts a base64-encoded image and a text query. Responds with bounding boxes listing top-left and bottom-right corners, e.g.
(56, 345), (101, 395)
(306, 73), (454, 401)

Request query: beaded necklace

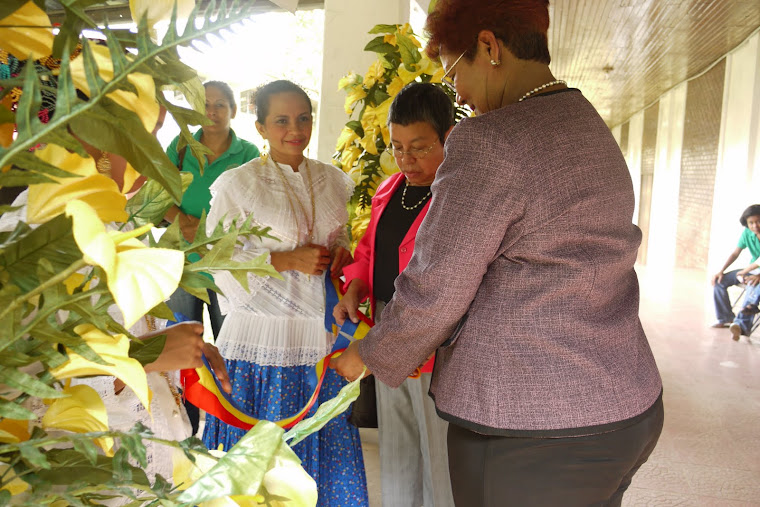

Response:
(518, 79), (567, 102)
(401, 181), (431, 211)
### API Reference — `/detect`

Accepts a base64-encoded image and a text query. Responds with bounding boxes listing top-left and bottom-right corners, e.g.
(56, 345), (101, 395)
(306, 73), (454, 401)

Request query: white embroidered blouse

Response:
(207, 157), (354, 367)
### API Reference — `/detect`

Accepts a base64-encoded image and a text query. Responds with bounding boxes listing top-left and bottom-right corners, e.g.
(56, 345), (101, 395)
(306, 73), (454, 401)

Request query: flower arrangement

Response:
(0, 1), (330, 505)
(333, 22), (468, 247)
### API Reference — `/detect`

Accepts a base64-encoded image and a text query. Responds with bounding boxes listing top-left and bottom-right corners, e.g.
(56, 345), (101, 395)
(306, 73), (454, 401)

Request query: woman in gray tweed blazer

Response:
(332, 1), (664, 505)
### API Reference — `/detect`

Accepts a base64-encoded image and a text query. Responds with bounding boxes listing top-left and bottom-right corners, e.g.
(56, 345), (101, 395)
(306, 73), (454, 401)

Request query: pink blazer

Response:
(342, 172), (434, 372)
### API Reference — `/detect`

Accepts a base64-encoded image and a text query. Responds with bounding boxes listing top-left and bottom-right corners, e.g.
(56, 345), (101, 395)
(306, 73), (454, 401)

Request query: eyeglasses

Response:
(387, 142), (438, 160)
(441, 49), (467, 92)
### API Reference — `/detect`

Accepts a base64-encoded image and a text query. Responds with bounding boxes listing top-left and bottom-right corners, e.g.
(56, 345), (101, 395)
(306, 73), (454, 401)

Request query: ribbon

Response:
(179, 276), (374, 430)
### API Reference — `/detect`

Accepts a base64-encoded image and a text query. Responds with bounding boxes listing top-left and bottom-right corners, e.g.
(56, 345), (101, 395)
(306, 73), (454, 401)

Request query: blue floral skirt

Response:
(202, 359), (369, 507)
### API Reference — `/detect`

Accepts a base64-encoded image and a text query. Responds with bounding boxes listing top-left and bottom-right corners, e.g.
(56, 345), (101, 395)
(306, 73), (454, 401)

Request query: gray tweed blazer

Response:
(358, 89), (662, 435)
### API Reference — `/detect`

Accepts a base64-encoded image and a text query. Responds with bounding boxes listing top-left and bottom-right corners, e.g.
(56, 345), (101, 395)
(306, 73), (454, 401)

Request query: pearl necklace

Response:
(401, 181), (431, 211)
(518, 80), (567, 102)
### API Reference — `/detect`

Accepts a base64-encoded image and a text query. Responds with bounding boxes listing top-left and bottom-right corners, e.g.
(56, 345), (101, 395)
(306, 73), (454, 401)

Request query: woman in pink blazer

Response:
(334, 83), (455, 507)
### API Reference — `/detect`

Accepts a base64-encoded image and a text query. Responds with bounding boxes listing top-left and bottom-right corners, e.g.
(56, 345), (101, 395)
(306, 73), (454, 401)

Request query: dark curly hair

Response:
(425, 0), (551, 65)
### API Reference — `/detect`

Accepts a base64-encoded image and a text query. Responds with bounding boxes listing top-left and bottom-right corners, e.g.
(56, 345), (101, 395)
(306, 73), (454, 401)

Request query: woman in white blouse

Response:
(202, 80), (368, 506)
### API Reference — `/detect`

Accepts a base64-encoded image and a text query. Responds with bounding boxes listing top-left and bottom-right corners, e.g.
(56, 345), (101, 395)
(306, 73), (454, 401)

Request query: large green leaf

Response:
(0, 214), (82, 294)
(69, 97), (183, 203)
(397, 34), (422, 67)
(0, 365), (62, 399)
(126, 172), (193, 227)
(0, 398), (36, 420)
(177, 421), (284, 504)
(364, 36), (396, 55)
(35, 448), (150, 487)
(128, 334), (166, 367)
(368, 24), (401, 34)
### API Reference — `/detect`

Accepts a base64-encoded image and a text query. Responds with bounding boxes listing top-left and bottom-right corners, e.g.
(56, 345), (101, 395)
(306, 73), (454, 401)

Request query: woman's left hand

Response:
(330, 340), (370, 382)
(330, 246), (353, 278)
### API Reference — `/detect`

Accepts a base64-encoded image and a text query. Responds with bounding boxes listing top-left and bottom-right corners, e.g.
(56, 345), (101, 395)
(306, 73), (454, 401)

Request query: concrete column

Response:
(627, 112), (644, 226)
(316, 0), (410, 162)
(647, 82), (687, 272)
(708, 32), (760, 272)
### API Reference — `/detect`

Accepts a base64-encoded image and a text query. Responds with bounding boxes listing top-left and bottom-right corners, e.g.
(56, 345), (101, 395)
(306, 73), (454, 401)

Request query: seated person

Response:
(729, 262), (760, 340)
(711, 204), (760, 327)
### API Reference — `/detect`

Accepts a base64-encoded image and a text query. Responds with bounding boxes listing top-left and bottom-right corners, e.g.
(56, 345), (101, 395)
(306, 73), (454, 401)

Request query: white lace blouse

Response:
(207, 157), (354, 367)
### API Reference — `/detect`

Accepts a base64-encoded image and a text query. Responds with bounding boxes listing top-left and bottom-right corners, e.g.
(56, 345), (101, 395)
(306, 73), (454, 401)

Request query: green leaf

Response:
(36, 448), (150, 487)
(0, 365), (62, 399)
(72, 438), (99, 466)
(19, 443), (50, 470)
(177, 421), (285, 504)
(0, 398), (36, 420)
(69, 97), (183, 203)
(178, 270), (220, 304)
(397, 34), (422, 67)
(120, 431), (148, 469)
(0, 214), (81, 294)
(0, 0), (43, 20)
(128, 334), (166, 367)
(364, 36), (397, 55)
(428, 0), (439, 13)
(346, 120), (364, 138)
(126, 172), (194, 227)
(368, 24), (400, 34)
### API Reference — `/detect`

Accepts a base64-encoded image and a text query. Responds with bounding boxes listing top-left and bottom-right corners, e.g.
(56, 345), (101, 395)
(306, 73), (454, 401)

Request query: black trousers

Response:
(447, 398), (664, 507)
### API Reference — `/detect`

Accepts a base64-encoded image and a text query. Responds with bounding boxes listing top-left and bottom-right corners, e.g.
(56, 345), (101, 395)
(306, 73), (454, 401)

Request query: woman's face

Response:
(747, 215), (760, 236)
(389, 121), (445, 187)
(256, 92), (313, 164)
(203, 85), (236, 135)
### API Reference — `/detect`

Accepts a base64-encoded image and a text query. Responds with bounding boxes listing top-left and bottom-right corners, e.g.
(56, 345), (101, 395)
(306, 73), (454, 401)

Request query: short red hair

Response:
(425, 0), (551, 64)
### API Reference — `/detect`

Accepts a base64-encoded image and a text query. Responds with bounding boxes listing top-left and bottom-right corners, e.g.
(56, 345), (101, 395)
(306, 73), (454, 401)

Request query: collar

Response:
(192, 128), (243, 156)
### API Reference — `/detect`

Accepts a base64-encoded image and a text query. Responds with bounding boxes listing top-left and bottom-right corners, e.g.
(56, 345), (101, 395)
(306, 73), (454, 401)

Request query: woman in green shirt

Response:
(164, 81), (259, 434)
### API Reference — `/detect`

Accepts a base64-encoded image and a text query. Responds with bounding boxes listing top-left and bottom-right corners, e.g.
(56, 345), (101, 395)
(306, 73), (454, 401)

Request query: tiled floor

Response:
(359, 267), (760, 506)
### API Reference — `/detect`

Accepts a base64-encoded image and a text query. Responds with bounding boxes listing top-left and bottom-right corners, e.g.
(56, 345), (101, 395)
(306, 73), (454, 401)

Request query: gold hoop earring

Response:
(490, 59), (500, 67)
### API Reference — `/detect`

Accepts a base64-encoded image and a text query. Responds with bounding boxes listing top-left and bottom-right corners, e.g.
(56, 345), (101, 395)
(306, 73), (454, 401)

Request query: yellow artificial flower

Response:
(121, 162), (141, 193)
(41, 383), (114, 455)
(379, 150), (399, 177)
(347, 161), (366, 186)
(398, 23), (412, 36)
(335, 126), (359, 152)
(337, 73), (360, 91)
(340, 145), (362, 172)
(351, 207), (372, 248)
(383, 34), (397, 46)
(63, 272), (92, 295)
(363, 60), (387, 89)
(398, 63), (424, 85)
(26, 144), (127, 224)
(69, 41), (159, 132)
(0, 464), (29, 496)
(361, 98), (392, 132)
(418, 55), (440, 77)
(359, 128), (379, 156)
(386, 76), (405, 98)
(50, 324), (151, 413)
(0, 418), (30, 444)
(0, 1), (54, 60)
(343, 85), (367, 115)
(64, 200), (184, 328)
(129, 0), (195, 29)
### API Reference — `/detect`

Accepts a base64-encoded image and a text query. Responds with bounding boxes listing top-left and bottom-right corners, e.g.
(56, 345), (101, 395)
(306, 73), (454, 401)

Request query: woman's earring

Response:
(260, 143), (269, 164)
(490, 59), (500, 67)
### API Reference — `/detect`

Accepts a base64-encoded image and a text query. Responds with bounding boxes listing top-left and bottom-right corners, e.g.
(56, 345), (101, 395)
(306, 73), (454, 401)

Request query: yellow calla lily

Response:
(50, 324), (151, 413)
(63, 272), (92, 295)
(379, 150), (399, 177)
(26, 144), (127, 224)
(0, 1), (54, 60)
(361, 98), (392, 132)
(386, 76), (405, 98)
(129, 0), (194, 29)
(335, 127), (359, 152)
(41, 383), (114, 455)
(65, 200), (184, 327)
(0, 463), (29, 495)
(69, 41), (159, 132)
(340, 146), (362, 172)
(398, 63), (424, 85)
(121, 162), (141, 193)
(337, 72), (360, 91)
(344, 85), (367, 115)
(0, 418), (30, 444)
(351, 206), (372, 247)
(362, 60), (386, 89)
(398, 23), (412, 36)
(383, 34), (397, 46)
(359, 129), (379, 156)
